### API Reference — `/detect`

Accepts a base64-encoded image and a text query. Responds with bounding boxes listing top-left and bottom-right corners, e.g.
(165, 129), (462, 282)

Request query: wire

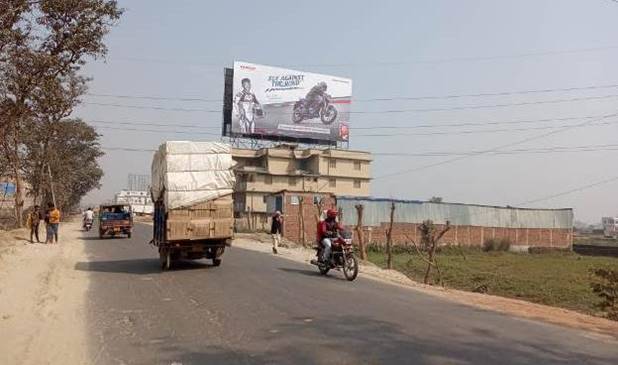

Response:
(374, 112), (618, 180)
(85, 83), (618, 103)
(521, 175), (618, 205)
(373, 143), (618, 157)
(89, 116), (618, 138)
(82, 93), (618, 114)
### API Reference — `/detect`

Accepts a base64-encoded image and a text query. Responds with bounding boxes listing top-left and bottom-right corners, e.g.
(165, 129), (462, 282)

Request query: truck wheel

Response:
(212, 258), (222, 267)
(127, 232), (132, 239)
(160, 250), (171, 271)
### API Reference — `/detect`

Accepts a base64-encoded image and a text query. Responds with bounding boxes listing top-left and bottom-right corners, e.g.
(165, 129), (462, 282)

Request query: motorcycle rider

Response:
(317, 209), (344, 264)
(83, 207), (94, 228)
(234, 78), (261, 134)
(305, 81), (328, 115)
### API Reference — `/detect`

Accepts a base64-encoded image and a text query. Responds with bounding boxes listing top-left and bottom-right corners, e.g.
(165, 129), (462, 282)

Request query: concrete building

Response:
(114, 190), (153, 214)
(231, 144), (371, 229)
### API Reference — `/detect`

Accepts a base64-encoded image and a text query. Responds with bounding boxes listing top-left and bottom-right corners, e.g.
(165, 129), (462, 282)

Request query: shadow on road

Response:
(74, 259), (214, 275)
(277, 266), (347, 281)
(80, 236), (132, 241)
(151, 314), (614, 365)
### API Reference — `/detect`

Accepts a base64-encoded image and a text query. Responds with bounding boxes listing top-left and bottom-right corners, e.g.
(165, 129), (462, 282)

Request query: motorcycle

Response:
(310, 229), (359, 281)
(83, 218), (93, 231)
(292, 93), (338, 125)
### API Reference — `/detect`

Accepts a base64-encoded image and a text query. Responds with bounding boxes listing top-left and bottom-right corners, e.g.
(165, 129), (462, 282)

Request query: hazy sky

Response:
(76, 0), (618, 223)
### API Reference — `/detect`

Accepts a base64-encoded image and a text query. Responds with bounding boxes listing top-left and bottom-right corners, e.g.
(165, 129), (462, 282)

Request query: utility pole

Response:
(47, 163), (57, 207)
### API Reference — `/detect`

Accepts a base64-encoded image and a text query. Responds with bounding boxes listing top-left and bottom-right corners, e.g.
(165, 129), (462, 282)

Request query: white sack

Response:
(151, 141), (236, 209)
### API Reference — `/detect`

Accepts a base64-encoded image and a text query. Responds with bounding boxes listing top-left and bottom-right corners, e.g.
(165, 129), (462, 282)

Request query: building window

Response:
(329, 158), (337, 168)
(290, 195), (300, 205)
(263, 195), (268, 203)
(247, 174), (255, 182)
(329, 178), (336, 187)
(354, 161), (361, 170)
(288, 176), (297, 187)
(264, 175), (272, 185)
(354, 179), (361, 188)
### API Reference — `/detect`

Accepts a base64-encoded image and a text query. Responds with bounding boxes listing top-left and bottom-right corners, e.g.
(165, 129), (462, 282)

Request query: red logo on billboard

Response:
(339, 123), (349, 141)
(240, 65), (256, 71)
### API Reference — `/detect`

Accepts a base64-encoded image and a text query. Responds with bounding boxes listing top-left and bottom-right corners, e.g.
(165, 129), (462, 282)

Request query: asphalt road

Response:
(79, 223), (618, 365)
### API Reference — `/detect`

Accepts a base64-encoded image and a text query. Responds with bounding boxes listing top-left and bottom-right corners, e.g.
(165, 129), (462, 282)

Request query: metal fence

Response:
(338, 197), (573, 229)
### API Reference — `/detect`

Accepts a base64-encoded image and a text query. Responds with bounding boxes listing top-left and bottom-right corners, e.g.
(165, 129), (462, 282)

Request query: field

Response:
(367, 247), (618, 316)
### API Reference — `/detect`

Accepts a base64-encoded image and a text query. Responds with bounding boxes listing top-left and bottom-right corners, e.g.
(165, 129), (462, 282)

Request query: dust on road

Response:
(0, 221), (89, 365)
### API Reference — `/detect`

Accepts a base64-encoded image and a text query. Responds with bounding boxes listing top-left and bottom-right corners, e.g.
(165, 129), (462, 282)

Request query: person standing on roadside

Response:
(45, 202), (61, 244)
(27, 205), (43, 243)
(271, 211), (283, 254)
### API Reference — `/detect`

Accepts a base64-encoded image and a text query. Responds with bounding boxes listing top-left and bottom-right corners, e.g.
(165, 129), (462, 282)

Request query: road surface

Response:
(79, 223), (618, 365)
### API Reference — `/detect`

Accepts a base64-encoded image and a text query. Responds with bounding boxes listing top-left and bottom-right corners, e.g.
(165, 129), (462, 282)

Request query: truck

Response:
(151, 141), (235, 270)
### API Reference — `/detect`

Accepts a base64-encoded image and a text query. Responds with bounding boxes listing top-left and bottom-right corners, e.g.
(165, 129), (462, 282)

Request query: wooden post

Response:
(355, 204), (366, 260)
(386, 201), (395, 269)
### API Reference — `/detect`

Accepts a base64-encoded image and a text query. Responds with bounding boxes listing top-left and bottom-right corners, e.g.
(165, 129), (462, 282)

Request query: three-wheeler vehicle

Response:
(98, 204), (133, 239)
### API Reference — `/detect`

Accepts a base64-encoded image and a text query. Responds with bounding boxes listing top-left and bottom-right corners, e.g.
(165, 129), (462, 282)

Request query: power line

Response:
(373, 143), (618, 157)
(108, 45), (618, 68)
(82, 93), (618, 114)
(85, 82), (618, 103)
(89, 116), (618, 138)
(86, 113), (609, 131)
(374, 112), (618, 180)
(521, 175), (618, 205)
(355, 118), (618, 137)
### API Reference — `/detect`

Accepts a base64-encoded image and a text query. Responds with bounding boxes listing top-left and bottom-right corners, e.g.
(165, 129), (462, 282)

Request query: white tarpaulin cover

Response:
(151, 141), (235, 209)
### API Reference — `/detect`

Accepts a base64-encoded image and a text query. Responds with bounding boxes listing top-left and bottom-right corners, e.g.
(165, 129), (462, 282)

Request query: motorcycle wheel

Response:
(318, 263), (330, 275)
(320, 105), (338, 124)
(343, 254), (358, 281)
(292, 106), (304, 123)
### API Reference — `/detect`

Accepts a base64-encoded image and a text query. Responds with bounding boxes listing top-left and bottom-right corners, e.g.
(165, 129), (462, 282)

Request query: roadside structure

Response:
(114, 190), (153, 215)
(231, 144), (371, 230)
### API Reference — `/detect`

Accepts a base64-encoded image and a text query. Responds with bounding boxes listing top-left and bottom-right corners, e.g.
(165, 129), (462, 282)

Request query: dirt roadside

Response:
(233, 233), (618, 342)
(0, 220), (89, 365)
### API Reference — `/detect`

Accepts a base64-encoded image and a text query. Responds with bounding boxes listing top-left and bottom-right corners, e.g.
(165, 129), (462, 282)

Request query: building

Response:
(127, 174), (150, 192)
(231, 144), (371, 218)
(337, 197), (574, 250)
(114, 190), (153, 214)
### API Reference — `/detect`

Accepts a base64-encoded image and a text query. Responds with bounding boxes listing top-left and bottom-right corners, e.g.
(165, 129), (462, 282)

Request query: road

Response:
(79, 223), (618, 365)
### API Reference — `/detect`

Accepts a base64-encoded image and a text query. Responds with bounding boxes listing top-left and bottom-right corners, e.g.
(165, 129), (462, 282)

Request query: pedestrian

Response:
(27, 205), (43, 243)
(271, 211), (283, 254)
(45, 202), (61, 244)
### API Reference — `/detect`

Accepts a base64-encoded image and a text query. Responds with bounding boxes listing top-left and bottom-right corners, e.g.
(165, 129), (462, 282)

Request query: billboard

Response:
(226, 61), (352, 144)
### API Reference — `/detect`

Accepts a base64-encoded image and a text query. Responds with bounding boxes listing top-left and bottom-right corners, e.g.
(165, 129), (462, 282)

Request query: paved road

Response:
(79, 224), (618, 365)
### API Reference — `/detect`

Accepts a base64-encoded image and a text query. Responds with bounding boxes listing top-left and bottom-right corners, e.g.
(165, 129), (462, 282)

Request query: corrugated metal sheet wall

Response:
(338, 198), (573, 229)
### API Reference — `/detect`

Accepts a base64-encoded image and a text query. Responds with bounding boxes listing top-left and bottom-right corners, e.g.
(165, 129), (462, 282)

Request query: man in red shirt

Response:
(317, 209), (344, 263)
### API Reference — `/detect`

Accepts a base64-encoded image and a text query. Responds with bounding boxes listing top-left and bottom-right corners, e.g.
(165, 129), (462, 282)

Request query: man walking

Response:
(271, 211), (283, 254)
(27, 205), (43, 243)
(45, 202), (61, 244)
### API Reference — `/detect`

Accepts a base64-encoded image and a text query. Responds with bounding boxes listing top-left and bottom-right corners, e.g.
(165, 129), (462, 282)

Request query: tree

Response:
(429, 196), (443, 203)
(22, 119), (104, 210)
(408, 220), (451, 285)
(0, 0), (122, 225)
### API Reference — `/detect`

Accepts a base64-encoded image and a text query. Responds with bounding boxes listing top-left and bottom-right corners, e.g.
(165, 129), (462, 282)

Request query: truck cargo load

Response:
(151, 141), (235, 270)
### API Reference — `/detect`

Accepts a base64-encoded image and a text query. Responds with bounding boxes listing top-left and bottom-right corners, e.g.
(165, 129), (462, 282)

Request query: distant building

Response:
(602, 217), (618, 238)
(231, 144), (371, 215)
(127, 174), (150, 192)
(114, 190), (153, 214)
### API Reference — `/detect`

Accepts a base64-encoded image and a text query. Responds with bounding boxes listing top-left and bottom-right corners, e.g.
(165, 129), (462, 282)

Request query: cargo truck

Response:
(151, 141), (235, 270)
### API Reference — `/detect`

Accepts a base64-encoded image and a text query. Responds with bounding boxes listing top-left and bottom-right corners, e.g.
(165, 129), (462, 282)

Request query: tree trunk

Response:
(386, 201), (395, 269)
(355, 204), (366, 260)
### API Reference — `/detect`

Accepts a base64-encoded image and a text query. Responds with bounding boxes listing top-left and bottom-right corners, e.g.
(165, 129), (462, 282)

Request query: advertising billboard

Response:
(228, 61), (352, 144)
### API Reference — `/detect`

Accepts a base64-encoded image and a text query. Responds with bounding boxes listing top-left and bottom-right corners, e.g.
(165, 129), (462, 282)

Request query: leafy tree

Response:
(429, 196), (443, 203)
(0, 0), (122, 225)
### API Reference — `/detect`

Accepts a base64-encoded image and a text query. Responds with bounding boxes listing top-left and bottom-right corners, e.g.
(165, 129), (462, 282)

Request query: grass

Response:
(367, 246), (618, 316)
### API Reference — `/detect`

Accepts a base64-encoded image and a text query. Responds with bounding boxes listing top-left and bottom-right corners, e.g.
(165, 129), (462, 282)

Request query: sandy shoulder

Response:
(232, 233), (618, 342)
(0, 220), (89, 365)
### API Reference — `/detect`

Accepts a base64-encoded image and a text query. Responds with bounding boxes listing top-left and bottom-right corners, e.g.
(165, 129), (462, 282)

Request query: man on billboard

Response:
(305, 81), (328, 113)
(233, 78), (262, 134)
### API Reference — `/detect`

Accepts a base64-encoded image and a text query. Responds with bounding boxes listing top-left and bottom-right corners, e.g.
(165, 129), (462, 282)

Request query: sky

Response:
(75, 0), (618, 223)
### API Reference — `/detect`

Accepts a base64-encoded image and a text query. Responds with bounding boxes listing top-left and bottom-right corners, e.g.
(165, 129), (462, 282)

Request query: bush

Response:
(591, 268), (618, 321)
(482, 238), (511, 252)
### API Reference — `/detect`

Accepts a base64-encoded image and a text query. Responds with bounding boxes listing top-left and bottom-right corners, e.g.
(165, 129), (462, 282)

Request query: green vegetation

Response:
(367, 246), (618, 316)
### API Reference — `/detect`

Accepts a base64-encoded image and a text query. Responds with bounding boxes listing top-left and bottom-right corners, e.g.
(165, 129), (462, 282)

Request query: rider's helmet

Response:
(326, 209), (338, 219)
(318, 81), (327, 91)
